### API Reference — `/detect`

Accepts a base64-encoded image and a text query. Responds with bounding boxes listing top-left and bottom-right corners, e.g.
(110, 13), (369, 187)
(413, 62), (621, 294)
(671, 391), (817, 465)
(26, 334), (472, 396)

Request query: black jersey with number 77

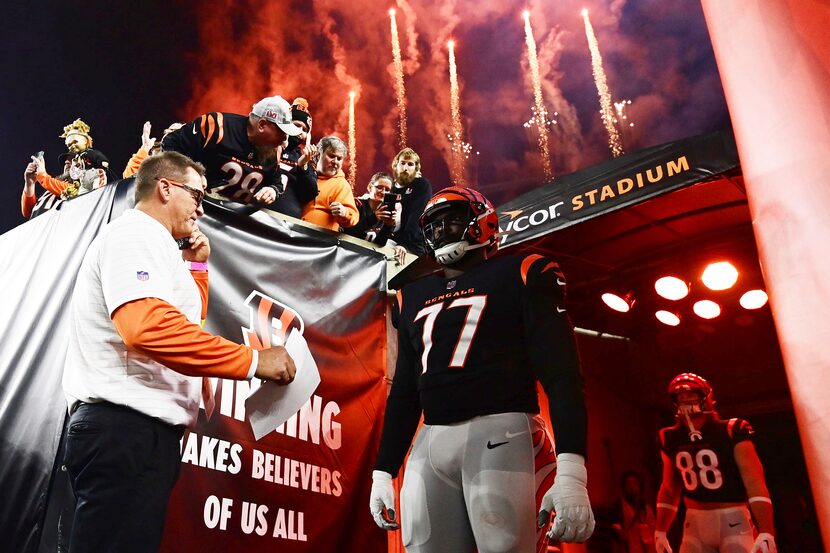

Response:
(375, 254), (587, 476)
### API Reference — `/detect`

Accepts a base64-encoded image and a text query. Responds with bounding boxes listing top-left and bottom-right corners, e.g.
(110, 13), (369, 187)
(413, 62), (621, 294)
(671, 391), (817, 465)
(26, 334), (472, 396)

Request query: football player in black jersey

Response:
(369, 186), (594, 552)
(655, 373), (776, 553)
(162, 95), (301, 205)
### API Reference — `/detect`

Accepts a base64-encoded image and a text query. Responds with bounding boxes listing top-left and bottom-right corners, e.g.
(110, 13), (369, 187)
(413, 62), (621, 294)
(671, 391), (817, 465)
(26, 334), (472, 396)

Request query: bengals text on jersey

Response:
(375, 253), (586, 476)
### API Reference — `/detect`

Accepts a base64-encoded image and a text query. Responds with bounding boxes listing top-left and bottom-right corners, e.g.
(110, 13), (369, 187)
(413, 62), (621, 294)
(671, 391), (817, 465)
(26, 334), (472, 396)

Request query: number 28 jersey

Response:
(162, 112), (279, 203)
(660, 417), (755, 503)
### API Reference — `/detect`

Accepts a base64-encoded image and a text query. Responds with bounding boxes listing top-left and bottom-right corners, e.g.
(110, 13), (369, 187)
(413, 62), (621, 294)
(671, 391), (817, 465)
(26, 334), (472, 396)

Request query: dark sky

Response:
(0, 0), (729, 235)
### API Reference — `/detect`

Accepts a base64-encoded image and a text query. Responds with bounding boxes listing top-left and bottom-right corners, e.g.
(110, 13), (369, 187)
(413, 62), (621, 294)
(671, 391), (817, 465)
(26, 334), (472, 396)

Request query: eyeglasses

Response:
(158, 177), (204, 207)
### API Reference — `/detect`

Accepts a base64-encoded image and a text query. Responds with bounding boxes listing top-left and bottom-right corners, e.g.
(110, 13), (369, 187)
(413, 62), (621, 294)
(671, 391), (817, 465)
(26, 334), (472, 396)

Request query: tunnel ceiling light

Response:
(601, 292), (633, 313)
(655, 276), (689, 300)
(740, 289), (768, 310)
(701, 261), (738, 290)
(655, 310), (680, 326)
(693, 299), (721, 319)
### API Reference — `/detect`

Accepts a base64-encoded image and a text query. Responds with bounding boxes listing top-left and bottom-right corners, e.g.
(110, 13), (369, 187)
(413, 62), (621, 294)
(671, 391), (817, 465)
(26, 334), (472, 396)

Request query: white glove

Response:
(751, 533), (777, 553)
(369, 470), (400, 530)
(538, 453), (595, 542)
(654, 530), (673, 553)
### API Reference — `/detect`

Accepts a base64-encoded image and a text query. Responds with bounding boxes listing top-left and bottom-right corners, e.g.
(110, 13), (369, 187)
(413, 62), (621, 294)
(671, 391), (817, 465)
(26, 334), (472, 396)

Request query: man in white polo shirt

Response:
(62, 151), (296, 553)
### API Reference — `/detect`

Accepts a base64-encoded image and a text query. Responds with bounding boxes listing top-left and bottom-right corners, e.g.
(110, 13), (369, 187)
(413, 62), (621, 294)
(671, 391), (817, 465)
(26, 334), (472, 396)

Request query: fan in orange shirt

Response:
(301, 135), (359, 231)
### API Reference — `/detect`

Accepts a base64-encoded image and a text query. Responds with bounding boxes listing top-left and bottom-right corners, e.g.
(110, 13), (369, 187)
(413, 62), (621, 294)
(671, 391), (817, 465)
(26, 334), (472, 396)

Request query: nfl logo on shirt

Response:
(136, 271), (149, 281)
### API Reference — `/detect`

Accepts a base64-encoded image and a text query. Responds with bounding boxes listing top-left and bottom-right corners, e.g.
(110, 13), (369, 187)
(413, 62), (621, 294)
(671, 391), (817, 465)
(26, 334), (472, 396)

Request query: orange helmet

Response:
(668, 372), (715, 415)
(420, 186), (499, 265)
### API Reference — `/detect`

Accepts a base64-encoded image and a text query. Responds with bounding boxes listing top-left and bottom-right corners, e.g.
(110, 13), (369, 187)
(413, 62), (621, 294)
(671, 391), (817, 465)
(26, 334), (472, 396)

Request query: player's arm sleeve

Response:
(333, 182), (360, 228)
(36, 172), (68, 196)
(394, 179), (432, 253)
(162, 113), (224, 160)
(374, 298), (422, 476)
(733, 420), (775, 534)
(122, 147), (149, 178)
(522, 255), (588, 457)
(655, 448), (682, 531)
(112, 298), (255, 379)
(21, 191), (36, 218)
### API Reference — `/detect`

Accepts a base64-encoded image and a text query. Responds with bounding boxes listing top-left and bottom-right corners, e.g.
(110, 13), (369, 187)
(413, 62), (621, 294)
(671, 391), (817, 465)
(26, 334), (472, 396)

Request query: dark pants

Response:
(63, 402), (184, 553)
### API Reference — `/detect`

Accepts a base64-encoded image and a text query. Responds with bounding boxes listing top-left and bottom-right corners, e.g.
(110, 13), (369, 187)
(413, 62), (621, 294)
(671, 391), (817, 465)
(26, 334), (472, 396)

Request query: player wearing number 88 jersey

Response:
(370, 187), (594, 552)
(654, 373), (777, 553)
(162, 96), (301, 205)
(660, 416), (754, 504)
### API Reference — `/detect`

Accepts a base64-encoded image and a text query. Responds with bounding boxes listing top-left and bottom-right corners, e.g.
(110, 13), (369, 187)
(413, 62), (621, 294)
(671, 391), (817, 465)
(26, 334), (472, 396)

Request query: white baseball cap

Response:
(251, 96), (302, 136)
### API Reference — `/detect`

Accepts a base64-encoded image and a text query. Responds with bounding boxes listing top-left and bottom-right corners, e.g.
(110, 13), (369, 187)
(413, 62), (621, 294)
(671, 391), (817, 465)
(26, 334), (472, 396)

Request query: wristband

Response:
(188, 261), (208, 271)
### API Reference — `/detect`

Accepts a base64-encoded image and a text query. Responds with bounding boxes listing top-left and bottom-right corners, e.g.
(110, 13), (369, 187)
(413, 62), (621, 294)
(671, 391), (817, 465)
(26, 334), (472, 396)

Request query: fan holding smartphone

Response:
(343, 172), (398, 245)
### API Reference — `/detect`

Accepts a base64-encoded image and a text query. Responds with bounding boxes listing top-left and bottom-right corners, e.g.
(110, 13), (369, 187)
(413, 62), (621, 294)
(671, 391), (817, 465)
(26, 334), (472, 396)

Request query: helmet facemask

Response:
(674, 391), (707, 416)
(668, 373), (715, 441)
(422, 203), (489, 265)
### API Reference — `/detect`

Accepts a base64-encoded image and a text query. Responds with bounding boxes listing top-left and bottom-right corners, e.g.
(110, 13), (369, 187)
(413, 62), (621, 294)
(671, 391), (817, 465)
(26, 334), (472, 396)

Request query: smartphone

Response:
(175, 237), (192, 250)
(382, 192), (400, 209)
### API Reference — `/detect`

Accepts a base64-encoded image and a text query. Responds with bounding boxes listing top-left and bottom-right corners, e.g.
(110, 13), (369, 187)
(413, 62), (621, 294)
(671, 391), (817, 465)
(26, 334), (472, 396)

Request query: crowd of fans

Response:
(20, 94), (433, 263)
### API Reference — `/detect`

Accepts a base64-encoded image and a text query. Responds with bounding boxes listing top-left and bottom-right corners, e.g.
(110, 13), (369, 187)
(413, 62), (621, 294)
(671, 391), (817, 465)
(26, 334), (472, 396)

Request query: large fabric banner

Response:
(0, 186), (118, 553)
(0, 181), (389, 553)
(498, 130), (739, 248)
(159, 202), (389, 552)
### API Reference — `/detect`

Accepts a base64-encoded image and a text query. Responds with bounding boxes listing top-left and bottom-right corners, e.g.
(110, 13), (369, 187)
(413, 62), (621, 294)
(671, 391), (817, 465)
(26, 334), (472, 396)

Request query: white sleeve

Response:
(100, 225), (176, 316)
(392, 202), (403, 232)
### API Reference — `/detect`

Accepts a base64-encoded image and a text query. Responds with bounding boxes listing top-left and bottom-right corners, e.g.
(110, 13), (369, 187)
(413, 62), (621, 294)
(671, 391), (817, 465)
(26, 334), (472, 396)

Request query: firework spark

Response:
(389, 8), (408, 148)
(447, 40), (467, 185)
(348, 90), (357, 188)
(613, 98), (634, 150)
(614, 99), (632, 122)
(522, 10), (553, 179)
(523, 106), (558, 129)
(581, 9), (624, 157)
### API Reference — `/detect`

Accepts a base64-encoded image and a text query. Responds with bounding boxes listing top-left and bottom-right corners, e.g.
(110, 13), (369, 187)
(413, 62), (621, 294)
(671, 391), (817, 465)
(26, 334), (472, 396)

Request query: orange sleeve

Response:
(122, 147), (149, 178)
(333, 180), (360, 228)
(21, 192), (36, 218)
(190, 269), (209, 321)
(112, 297), (254, 379)
(36, 172), (68, 196)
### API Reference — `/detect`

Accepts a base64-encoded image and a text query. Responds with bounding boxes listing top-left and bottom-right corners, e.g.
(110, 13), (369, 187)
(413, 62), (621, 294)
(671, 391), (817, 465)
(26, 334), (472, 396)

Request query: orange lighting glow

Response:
(693, 300), (721, 319)
(601, 292), (632, 313)
(740, 289), (768, 309)
(701, 261), (738, 290)
(655, 310), (680, 326)
(654, 276), (689, 300)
